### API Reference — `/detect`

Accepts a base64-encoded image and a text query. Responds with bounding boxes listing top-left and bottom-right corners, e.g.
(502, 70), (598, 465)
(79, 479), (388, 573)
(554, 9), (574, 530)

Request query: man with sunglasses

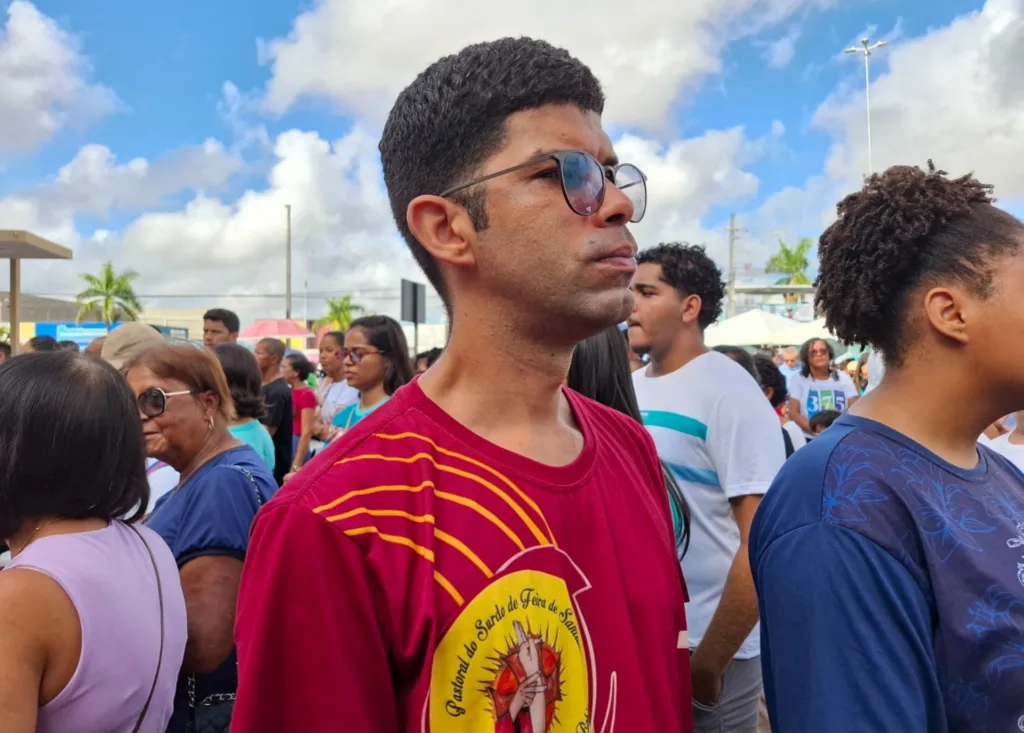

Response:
(234, 37), (692, 733)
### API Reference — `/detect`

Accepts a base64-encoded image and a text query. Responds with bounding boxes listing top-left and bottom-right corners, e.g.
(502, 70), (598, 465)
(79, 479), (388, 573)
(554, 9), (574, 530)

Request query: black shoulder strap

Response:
(127, 523), (165, 733)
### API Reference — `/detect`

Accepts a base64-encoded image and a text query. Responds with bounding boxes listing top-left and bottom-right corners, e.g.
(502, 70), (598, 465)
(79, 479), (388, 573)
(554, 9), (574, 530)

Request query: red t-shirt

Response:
(291, 386), (316, 436)
(234, 379), (692, 733)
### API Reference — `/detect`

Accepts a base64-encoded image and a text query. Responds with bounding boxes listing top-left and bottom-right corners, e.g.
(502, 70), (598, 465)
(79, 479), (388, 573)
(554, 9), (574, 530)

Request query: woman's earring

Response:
(207, 416), (214, 432)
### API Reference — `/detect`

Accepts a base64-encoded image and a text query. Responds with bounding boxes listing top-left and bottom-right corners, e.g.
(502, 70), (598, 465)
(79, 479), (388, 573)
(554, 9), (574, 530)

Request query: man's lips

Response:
(593, 243), (638, 272)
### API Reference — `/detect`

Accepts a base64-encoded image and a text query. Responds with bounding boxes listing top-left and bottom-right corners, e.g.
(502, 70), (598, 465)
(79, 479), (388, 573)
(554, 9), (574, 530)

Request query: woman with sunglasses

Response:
(330, 315), (415, 434)
(124, 344), (277, 733)
(0, 350), (187, 733)
(787, 338), (858, 437)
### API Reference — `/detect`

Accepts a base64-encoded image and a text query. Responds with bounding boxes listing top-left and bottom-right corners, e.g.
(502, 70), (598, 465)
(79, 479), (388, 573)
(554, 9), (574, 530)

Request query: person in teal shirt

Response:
(330, 316), (415, 435)
(213, 344), (276, 471)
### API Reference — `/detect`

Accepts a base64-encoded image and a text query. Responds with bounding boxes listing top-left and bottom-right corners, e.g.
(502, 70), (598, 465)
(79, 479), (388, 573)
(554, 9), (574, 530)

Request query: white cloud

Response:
(27, 140), (243, 215)
(0, 116), (776, 324)
(761, 25), (802, 68)
(746, 0), (1024, 275)
(814, 0), (1024, 199)
(259, 0), (832, 129)
(0, 1), (117, 152)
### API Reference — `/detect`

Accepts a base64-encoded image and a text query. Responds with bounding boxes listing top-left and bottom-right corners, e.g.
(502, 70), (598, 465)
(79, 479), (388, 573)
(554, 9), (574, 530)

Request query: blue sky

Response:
(1, 0), (1018, 320)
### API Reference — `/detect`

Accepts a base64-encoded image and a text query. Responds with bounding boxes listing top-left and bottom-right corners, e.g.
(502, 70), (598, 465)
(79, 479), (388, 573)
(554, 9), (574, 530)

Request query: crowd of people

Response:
(0, 35), (1021, 733)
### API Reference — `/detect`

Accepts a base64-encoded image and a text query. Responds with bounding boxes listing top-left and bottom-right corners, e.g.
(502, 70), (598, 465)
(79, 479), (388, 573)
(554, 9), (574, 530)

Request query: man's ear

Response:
(679, 293), (703, 326)
(407, 195), (479, 270)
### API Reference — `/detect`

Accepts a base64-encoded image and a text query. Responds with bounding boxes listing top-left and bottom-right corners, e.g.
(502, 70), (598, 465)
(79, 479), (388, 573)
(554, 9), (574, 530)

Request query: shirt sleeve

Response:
(174, 466), (261, 563)
(233, 503), (398, 733)
(296, 389), (317, 413)
(707, 386), (786, 498)
(754, 522), (943, 733)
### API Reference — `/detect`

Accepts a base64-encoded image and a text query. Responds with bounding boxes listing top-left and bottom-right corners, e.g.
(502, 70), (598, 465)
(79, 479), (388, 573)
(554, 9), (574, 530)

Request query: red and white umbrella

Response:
(238, 319), (314, 340)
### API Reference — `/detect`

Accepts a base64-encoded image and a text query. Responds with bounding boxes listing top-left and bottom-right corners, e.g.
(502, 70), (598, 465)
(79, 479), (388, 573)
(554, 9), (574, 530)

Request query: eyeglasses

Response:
(342, 347), (383, 364)
(440, 150), (647, 223)
(809, 349), (830, 356)
(138, 387), (195, 418)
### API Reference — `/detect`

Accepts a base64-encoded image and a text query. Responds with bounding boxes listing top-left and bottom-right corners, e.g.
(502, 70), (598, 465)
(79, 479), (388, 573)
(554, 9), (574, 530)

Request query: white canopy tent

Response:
(703, 309), (802, 348)
(762, 317), (836, 347)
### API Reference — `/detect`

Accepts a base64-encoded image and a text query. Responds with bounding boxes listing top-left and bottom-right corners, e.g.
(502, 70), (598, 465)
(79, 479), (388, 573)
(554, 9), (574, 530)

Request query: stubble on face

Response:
(467, 104), (637, 343)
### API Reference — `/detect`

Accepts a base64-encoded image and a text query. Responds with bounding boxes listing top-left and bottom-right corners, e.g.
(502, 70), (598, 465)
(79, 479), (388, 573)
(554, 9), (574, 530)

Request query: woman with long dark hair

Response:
(568, 327), (691, 556)
(331, 315), (415, 433)
(787, 337), (858, 436)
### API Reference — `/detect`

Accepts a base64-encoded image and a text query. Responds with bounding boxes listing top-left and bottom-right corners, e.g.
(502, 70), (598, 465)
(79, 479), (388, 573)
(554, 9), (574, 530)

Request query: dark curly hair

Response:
(799, 338), (838, 381)
(379, 37), (604, 307)
(636, 242), (725, 330)
(816, 160), (1023, 365)
(753, 354), (789, 408)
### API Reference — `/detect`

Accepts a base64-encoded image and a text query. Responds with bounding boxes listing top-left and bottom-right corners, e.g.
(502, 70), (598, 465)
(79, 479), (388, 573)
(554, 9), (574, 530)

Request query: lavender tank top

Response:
(5, 521), (187, 733)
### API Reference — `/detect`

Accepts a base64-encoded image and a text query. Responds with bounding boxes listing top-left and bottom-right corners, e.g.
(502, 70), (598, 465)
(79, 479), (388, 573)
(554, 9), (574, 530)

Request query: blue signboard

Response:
(33, 322), (188, 350)
(34, 322), (113, 349)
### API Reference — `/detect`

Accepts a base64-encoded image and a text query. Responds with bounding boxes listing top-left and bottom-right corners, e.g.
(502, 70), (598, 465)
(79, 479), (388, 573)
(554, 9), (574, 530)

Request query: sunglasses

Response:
(342, 347), (383, 364)
(138, 387), (195, 418)
(440, 150), (647, 223)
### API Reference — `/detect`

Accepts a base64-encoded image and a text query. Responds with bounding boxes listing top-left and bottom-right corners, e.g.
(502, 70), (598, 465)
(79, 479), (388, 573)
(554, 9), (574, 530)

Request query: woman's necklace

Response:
(9, 517), (64, 557)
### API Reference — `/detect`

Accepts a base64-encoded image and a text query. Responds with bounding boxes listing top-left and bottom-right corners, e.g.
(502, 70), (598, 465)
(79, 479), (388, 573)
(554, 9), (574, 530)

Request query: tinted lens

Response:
(560, 152), (605, 216)
(138, 388), (166, 417)
(615, 164), (647, 223)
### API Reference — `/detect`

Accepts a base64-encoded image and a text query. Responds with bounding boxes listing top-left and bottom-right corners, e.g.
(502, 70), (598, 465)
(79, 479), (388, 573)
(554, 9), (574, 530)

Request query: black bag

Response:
(186, 466), (264, 733)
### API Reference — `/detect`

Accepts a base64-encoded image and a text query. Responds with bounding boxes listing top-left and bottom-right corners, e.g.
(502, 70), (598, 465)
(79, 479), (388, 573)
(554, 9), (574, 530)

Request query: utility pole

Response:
(285, 204), (292, 320)
(845, 37), (888, 176)
(725, 213), (747, 318)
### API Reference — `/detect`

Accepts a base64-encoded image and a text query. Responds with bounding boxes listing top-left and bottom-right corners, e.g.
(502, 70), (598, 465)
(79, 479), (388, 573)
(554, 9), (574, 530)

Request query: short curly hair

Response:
(379, 37), (604, 307)
(636, 242), (725, 330)
(816, 160), (1023, 365)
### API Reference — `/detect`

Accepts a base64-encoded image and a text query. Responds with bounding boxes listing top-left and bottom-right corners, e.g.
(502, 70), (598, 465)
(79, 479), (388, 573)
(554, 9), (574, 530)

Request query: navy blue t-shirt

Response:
(147, 445), (277, 732)
(751, 414), (1024, 733)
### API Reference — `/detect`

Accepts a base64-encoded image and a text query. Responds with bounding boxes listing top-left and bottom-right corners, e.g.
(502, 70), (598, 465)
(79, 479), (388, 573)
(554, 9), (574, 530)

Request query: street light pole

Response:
(285, 204), (292, 320)
(845, 37), (888, 176)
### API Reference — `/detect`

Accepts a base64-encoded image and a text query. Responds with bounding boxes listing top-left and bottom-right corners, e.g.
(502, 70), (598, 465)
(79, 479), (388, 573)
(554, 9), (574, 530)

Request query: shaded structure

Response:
(0, 231), (73, 353)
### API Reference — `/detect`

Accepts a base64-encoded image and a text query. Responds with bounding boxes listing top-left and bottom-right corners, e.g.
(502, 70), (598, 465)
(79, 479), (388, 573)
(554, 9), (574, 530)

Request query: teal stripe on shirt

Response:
(641, 410), (708, 440)
(665, 461), (721, 488)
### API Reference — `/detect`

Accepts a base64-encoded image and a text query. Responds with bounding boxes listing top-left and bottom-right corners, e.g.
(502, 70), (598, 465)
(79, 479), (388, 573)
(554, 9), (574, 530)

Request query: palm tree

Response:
(315, 295), (365, 332)
(75, 262), (143, 326)
(765, 238), (814, 303)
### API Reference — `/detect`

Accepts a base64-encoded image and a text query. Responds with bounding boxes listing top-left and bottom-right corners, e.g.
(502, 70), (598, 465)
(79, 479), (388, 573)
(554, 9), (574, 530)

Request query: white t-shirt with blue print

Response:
(633, 350), (786, 659)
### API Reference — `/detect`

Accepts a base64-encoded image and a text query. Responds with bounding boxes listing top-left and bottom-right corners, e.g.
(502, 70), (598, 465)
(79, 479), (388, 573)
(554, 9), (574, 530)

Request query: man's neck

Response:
(647, 331), (706, 378)
(416, 319), (580, 465)
(261, 368), (280, 386)
(850, 365), (996, 468)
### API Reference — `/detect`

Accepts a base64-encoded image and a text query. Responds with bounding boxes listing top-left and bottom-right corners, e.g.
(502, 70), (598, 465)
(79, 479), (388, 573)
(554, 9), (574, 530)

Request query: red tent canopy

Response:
(238, 319), (314, 339)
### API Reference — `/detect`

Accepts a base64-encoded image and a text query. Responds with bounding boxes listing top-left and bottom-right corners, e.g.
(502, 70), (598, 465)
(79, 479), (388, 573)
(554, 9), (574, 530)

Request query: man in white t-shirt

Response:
(628, 243), (786, 733)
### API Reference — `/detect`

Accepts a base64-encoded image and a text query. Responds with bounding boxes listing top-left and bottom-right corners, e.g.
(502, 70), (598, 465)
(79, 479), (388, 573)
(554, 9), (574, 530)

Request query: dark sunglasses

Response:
(440, 149), (647, 223)
(342, 347), (383, 364)
(138, 387), (195, 418)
